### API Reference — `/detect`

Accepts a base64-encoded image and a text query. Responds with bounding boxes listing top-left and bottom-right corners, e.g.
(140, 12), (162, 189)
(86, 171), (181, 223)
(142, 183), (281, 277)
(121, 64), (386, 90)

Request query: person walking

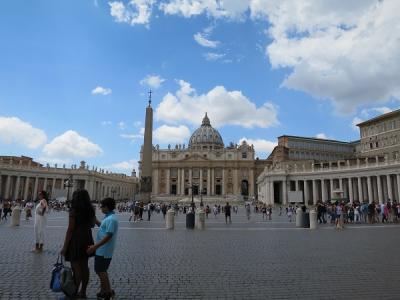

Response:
(224, 202), (232, 224)
(32, 191), (48, 252)
(147, 202), (152, 221)
(87, 197), (119, 300)
(60, 189), (95, 299)
(245, 203), (251, 221)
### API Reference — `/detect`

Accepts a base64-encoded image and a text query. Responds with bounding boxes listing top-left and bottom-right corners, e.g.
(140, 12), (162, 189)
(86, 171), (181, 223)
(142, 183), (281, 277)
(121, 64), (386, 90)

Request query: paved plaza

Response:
(0, 206), (400, 299)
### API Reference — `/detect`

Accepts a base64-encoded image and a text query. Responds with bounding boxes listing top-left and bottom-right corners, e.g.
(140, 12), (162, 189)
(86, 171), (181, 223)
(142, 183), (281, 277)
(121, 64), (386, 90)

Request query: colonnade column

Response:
(304, 180), (309, 206)
(189, 169), (192, 195)
(221, 169), (225, 195)
(330, 178), (334, 200)
(33, 177), (39, 199)
(233, 169), (238, 195)
(387, 175), (393, 201)
(377, 175), (383, 204)
(4, 176), (11, 199)
(312, 180), (318, 205)
(24, 177), (30, 200)
(397, 174), (400, 202)
(207, 168), (211, 196)
(295, 180), (299, 191)
(282, 180), (287, 205)
(14, 176), (21, 200)
(52, 178), (56, 197)
(43, 178), (48, 192)
(211, 169), (214, 195)
(357, 177), (363, 203)
(321, 179), (326, 203)
(269, 180), (274, 205)
(367, 176), (373, 204)
(181, 169), (185, 195)
(166, 168), (170, 195)
(177, 169), (181, 196)
(199, 169), (203, 195)
(348, 178), (353, 204)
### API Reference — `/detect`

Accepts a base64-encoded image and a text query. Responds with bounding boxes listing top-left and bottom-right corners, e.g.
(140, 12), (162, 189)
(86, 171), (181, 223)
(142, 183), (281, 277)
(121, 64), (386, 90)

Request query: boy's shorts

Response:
(95, 255), (112, 273)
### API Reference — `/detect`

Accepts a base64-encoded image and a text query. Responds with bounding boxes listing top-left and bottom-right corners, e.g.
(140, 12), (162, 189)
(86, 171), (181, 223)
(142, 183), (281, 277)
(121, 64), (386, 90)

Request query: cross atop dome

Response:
(202, 112), (211, 126)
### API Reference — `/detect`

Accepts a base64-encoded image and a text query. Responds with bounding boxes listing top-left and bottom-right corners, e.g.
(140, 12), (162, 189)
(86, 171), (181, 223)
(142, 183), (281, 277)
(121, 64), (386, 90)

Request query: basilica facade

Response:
(140, 114), (268, 200)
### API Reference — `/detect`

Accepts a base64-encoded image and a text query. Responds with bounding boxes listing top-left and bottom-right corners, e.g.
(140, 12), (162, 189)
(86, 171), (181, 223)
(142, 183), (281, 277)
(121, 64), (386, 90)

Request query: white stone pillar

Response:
(367, 176), (373, 204)
(387, 174), (393, 201)
(396, 174), (400, 202)
(33, 177), (39, 199)
(269, 180), (274, 205)
(181, 169), (185, 195)
(52, 178), (56, 197)
(207, 168), (211, 196)
(177, 169), (180, 196)
(189, 169), (192, 195)
(233, 169), (238, 195)
(43, 178), (48, 192)
(304, 180), (309, 206)
(295, 180), (299, 191)
(4, 175), (11, 199)
(166, 168), (170, 195)
(14, 176), (21, 200)
(312, 180), (318, 205)
(249, 169), (254, 197)
(339, 178), (343, 191)
(330, 178), (334, 200)
(321, 179), (326, 203)
(348, 178), (353, 204)
(357, 177), (363, 203)
(282, 180), (288, 205)
(199, 168), (203, 195)
(221, 168), (225, 195)
(23, 177), (30, 200)
(377, 175), (383, 204)
(211, 169), (214, 195)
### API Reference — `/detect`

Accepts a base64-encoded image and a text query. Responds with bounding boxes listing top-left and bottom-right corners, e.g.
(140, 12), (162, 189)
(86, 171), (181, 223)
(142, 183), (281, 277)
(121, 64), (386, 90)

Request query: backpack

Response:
(50, 256), (63, 292)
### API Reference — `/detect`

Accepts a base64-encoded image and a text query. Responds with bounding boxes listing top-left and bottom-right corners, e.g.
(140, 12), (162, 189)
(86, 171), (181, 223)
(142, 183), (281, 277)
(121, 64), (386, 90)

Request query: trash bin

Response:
(296, 208), (303, 227)
(166, 208), (175, 230)
(309, 210), (317, 229)
(303, 212), (310, 228)
(186, 212), (195, 229)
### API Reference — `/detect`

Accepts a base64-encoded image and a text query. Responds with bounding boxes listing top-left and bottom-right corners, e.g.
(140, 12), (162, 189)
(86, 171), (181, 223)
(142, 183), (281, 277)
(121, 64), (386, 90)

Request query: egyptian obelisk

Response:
(140, 91), (153, 202)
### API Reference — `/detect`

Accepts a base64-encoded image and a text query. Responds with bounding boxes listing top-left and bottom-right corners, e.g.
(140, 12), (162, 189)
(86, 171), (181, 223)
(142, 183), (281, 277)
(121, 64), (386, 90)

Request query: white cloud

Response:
(43, 130), (103, 158)
(133, 121), (142, 127)
(140, 75), (165, 89)
(239, 137), (277, 158)
(104, 159), (139, 175)
(194, 32), (220, 48)
(101, 121), (112, 126)
(154, 125), (191, 144)
(91, 86), (112, 95)
(351, 117), (364, 131)
(361, 106), (393, 118)
(109, 0), (154, 26)
(259, 0), (400, 114)
(120, 133), (143, 141)
(118, 121), (126, 130)
(315, 133), (328, 139)
(203, 52), (225, 61)
(155, 79), (279, 128)
(0, 117), (47, 149)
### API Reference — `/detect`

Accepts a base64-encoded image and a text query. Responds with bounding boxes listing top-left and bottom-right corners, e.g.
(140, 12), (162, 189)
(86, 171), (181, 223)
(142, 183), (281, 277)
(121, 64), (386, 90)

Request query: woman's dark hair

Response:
(40, 190), (49, 201)
(101, 197), (116, 211)
(70, 189), (95, 224)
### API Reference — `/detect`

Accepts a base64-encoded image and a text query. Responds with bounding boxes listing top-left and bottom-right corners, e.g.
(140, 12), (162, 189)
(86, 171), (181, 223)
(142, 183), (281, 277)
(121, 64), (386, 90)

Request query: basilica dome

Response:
(188, 113), (224, 150)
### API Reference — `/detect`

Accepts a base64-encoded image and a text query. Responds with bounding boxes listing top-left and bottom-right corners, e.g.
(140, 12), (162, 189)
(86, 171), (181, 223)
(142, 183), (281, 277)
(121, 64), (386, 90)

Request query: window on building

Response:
(242, 152), (247, 159)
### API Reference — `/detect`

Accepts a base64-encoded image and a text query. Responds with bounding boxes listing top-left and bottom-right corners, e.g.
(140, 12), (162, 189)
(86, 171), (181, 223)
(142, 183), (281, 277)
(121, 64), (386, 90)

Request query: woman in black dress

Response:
(61, 189), (95, 299)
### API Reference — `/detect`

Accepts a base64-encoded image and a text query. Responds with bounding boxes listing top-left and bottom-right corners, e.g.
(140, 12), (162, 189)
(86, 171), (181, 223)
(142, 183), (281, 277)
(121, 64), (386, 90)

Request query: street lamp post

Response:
(63, 175), (73, 204)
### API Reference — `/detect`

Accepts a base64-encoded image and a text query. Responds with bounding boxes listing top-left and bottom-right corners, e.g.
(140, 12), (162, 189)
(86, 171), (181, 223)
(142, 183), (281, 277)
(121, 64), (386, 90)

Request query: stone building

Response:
(257, 109), (400, 205)
(139, 113), (268, 200)
(0, 156), (138, 202)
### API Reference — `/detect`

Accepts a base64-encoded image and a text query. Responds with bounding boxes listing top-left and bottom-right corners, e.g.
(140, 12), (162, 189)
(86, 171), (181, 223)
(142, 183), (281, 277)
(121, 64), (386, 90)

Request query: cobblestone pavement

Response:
(1, 207), (400, 300)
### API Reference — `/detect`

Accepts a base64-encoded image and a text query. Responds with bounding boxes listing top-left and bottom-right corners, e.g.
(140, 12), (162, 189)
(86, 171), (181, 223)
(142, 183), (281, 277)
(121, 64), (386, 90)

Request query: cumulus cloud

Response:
(43, 130), (103, 158)
(315, 133), (328, 139)
(260, 0), (400, 114)
(239, 137), (277, 158)
(0, 117), (47, 149)
(120, 133), (143, 141)
(203, 52), (225, 61)
(352, 106), (393, 131)
(351, 117), (364, 132)
(109, 0), (154, 26)
(154, 125), (191, 144)
(194, 32), (220, 48)
(101, 121), (112, 126)
(118, 121), (126, 130)
(109, 159), (138, 170)
(155, 79), (279, 128)
(92, 86), (112, 95)
(140, 75), (165, 89)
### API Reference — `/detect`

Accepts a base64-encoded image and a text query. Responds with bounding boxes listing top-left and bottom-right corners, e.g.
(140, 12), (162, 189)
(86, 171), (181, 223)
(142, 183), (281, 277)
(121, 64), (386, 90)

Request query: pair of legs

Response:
(71, 258), (90, 298)
(225, 214), (231, 224)
(95, 256), (114, 299)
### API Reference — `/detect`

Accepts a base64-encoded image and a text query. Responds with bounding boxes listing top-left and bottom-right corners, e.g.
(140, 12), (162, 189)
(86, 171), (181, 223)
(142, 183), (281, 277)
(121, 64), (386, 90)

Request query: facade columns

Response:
(357, 177), (363, 203)
(269, 180), (274, 205)
(282, 180), (287, 205)
(221, 169), (225, 195)
(24, 177), (30, 200)
(304, 180), (309, 206)
(321, 179), (326, 203)
(33, 177), (39, 199)
(4, 175), (11, 199)
(295, 180), (299, 191)
(367, 176), (373, 204)
(14, 176), (21, 200)
(348, 178), (353, 204)
(377, 175), (383, 204)
(166, 168), (170, 195)
(233, 169), (238, 195)
(211, 169), (214, 195)
(312, 180), (318, 205)
(52, 178), (56, 197)
(387, 175), (393, 201)
(177, 169), (181, 196)
(397, 174), (400, 202)
(249, 169), (254, 197)
(43, 178), (48, 192)
(199, 169), (203, 194)
(189, 169), (192, 195)
(181, 168), (185, 195)
(330, 178), (334, 199)
(207, 168), (211, 196)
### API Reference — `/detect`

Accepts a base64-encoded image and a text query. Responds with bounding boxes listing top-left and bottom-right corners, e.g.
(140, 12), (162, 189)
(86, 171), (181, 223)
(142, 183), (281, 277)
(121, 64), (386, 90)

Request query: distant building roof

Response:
(356, 109), (400, 127)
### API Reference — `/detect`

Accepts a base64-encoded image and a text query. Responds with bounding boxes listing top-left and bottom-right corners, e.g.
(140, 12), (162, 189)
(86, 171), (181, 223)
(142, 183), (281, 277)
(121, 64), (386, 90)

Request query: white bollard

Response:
(10, 205), (21, 226)
(196, 208), (205, 230)
(309, 209), (318, 229)
(296, 208), (303, 227)
(166, 208), (175, 230)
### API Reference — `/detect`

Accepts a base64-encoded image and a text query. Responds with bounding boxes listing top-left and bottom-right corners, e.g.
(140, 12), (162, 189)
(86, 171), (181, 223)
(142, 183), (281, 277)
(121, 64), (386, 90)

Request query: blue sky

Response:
(0, 0), (399, 174)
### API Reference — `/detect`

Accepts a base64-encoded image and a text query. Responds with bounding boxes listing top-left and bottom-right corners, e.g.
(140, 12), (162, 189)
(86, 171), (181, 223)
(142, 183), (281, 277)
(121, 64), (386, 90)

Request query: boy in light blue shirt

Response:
(87, 197), (118, 299)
